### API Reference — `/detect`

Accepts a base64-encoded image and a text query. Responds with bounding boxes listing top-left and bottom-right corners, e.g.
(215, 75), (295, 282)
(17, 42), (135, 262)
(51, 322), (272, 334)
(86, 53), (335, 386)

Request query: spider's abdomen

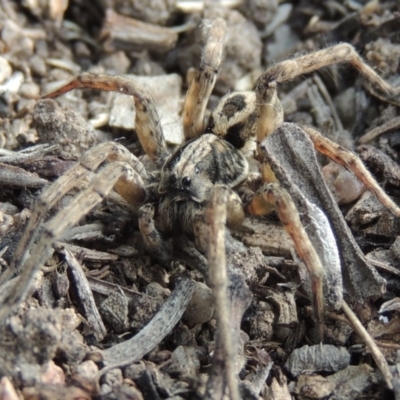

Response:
(159, 134), (249, 203)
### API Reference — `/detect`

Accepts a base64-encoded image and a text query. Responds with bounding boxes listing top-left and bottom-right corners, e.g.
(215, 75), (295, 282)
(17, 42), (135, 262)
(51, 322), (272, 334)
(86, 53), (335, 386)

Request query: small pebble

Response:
(19, 82), (40, 98)
(183, 281), (214, 327)
(0, 57), (12, 84)
(0, 72), (24, 93)
(29, 54), (47, 77)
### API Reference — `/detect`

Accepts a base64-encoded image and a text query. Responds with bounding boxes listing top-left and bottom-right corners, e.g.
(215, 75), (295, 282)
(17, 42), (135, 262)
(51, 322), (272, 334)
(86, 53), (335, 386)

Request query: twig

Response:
(358, 116), (400, 144)
(61, 247), (107, 341)
(100, 277), (195, 375)
(313, 74), (343, 131)
(342, 301), (393, 389)
(0, 144), (58, 164)
(87, 275), (142, 299)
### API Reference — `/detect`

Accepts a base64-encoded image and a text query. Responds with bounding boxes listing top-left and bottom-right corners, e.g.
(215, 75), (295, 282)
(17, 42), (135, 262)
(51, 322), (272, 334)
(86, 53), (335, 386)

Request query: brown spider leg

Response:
(261, 43), (400, 100)
(256, 43), (400, 144)
(114, 170), (147, 209)
(302, 125), (400, 218)
(44, 74), (169, 167)
(205, 186), (240, 400)
(193, 186), (245, 254)
(0, 161), (140, 324)
(5, 142), (145, 278)
(225, 189), (245, 228)
(248, 183), (325, 342)
(182, 18), (226, 140)
(138, 203), (172, 263)
(256, 80), (284, 143)
(255, 47), (400, 215)
(254, 79), (283, 182)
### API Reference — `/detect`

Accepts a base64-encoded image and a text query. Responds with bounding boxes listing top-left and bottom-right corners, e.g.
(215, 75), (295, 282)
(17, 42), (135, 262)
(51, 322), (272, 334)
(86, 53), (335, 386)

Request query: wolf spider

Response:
(1, 18), (399, 340)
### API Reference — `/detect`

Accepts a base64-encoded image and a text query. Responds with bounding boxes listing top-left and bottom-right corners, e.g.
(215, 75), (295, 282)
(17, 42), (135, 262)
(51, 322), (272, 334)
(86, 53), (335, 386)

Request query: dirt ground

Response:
(0, 0), (400, 399)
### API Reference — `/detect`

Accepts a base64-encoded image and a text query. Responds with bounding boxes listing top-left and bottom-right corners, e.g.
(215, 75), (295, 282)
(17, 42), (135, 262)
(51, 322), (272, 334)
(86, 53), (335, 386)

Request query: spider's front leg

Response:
(138, 193), (209, 268)
(138, 203), (173, 264)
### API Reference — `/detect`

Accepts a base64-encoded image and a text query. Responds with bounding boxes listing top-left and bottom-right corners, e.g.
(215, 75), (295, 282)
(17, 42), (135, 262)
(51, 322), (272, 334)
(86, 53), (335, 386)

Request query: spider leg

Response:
(182, 18), (226, 140)
(247, 183), (325, 342)
(139, 184), (244, 266)
(44, 74), (169, 167)
(205, 186), (240, 400)
(7, 142), (146, 277)
(261, 43), (399, 97)
(0, 160), (141, 323)
(254, 45), (400, 216)
(302, 125), (400, 217)
(193, 186), (245, 254)
(138, 203), (172, 263)
(256, 43), (400, 142)
(225, 189), (245, 228)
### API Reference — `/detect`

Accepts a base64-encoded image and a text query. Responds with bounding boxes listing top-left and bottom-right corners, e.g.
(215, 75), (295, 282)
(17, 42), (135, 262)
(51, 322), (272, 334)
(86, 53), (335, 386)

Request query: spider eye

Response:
(182, 176), (191, 186)
(195, 167), (200, 175)
(170, 175), (177, 185)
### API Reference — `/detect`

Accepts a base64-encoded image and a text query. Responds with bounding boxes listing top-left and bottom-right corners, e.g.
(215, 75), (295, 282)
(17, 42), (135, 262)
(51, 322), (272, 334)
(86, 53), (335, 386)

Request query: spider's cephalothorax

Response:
(158, 134), (249, 203)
